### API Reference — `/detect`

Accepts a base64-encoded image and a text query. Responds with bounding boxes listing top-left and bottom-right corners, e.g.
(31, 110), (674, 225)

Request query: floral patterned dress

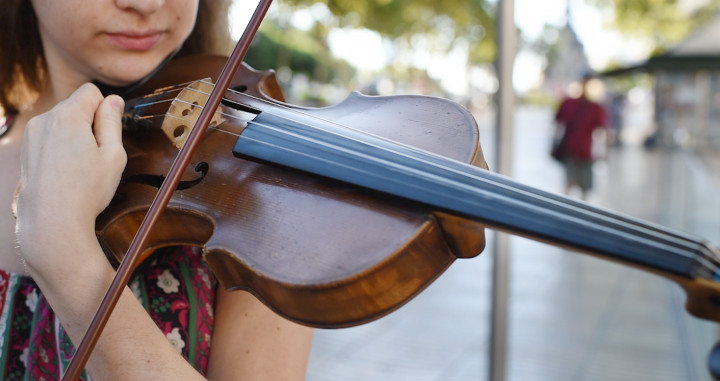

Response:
(0, 246), (217, 380)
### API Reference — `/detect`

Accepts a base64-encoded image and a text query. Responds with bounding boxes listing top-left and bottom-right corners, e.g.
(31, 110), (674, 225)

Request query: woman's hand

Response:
(15, 83), (126, 276)
(13, 85), (210, 380)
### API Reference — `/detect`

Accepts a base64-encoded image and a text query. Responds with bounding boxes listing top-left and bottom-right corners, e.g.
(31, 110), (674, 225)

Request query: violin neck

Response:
(232, 108), (720, 284)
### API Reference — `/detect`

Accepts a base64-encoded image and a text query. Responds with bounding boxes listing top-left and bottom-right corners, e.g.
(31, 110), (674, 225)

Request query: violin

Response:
(99, 52), (720, 329)
(66, 1), (720, 377)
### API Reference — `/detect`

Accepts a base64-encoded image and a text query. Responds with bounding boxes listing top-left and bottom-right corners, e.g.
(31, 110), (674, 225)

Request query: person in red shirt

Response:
(554, 76), (608, 200)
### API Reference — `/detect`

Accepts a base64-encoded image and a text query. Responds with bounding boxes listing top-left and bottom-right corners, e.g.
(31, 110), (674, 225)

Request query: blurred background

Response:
(230, 0), (720, 379)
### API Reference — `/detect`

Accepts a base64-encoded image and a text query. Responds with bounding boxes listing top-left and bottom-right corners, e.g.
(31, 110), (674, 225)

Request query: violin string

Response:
(129, 98), (176, 109)
(126, 83), (720, 276)
(189, 84), (716, 247)
(124, 112), (244, 139)
(132, 85), (687, 237)
(125, 81), (202, 109)
(136, 84), (718, 267)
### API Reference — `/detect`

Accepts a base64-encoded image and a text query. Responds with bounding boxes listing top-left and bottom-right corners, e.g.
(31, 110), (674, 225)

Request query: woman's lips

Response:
(106, 31), (163, 51)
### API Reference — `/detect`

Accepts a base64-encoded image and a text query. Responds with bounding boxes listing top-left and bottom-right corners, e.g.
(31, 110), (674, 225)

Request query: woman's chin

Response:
(93, 73), (151, 88)
(92, 60), (167, 89)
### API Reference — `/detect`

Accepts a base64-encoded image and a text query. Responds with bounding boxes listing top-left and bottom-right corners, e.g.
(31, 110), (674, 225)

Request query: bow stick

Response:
(62, 1), (274, 379)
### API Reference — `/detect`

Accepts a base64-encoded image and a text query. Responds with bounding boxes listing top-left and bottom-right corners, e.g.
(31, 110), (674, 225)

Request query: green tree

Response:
(242, 0), (498, 100)
(584, 0), (720, 52)
(246, 23), (353, 83)
(278, 0), (497, 65)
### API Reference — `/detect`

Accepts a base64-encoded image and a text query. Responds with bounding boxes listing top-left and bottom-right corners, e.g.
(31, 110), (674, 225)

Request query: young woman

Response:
(0, 0), (313, 379)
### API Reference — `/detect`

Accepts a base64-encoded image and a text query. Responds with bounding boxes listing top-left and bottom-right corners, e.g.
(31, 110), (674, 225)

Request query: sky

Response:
(515, 0), (646, 68)
(230, 0), (654, 95)
(514, 0), (658, 92)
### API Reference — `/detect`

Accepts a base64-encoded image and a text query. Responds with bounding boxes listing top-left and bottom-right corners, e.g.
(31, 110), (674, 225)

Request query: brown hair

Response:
(0, 0), (233, 115)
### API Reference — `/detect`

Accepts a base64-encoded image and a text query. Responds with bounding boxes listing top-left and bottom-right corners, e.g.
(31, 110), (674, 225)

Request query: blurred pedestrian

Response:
(553, 75), (608, 200)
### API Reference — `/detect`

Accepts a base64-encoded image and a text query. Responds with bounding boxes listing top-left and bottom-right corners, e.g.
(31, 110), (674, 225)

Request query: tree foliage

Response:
(240, 0), (500, 102)
(584, 0), (720, 52)
(246, 23), (353, 83)
(269, 0), (497, 65)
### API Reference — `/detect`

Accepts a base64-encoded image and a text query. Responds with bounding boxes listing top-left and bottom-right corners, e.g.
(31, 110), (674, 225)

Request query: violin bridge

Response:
(161, 79), (227, 149)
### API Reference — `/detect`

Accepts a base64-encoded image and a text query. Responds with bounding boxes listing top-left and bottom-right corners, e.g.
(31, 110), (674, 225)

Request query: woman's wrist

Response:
(20, 217), (99, 268)
(23, 226), (114, 300)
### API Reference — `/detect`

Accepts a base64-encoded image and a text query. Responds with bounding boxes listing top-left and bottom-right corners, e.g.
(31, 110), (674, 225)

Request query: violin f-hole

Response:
(113, 161), (210, 204)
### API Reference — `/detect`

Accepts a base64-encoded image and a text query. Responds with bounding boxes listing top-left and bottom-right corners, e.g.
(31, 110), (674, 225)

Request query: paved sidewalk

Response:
(305, 106), (719, 381)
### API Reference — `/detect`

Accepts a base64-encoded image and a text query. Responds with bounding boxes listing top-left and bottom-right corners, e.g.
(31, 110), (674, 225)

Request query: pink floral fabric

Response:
(0, 246), (216, 380)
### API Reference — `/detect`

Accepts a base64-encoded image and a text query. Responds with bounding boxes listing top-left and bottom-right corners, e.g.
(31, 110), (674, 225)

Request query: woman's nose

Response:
(115, 0), (166, 16)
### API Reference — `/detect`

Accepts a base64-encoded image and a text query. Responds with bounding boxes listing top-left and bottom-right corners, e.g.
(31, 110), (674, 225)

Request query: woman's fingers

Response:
(17, 83), (127, 250)
(94, 94), (125, 149)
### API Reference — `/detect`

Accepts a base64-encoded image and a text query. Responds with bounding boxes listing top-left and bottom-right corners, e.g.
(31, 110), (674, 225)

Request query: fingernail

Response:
(109, 96), (124, 111)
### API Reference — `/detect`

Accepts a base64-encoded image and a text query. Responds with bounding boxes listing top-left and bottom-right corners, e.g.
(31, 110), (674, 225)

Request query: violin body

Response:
(96, 55), (488, 327)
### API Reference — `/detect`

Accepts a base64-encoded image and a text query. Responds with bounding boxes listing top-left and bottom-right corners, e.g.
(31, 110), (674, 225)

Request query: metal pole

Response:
(489, 0), (515, 380)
